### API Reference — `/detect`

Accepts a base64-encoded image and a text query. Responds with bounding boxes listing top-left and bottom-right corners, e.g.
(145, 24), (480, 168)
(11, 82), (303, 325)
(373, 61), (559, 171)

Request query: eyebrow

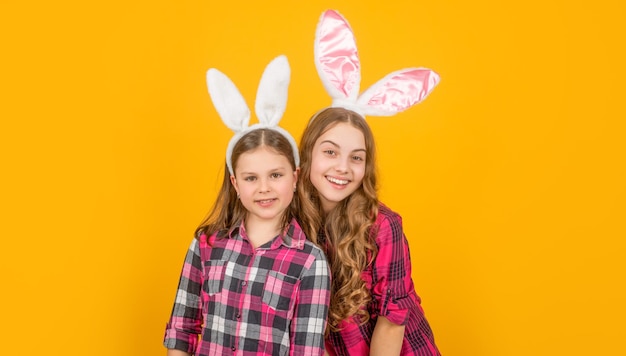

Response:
(238, 167), (289, 175)
(320, 140), (366, 153)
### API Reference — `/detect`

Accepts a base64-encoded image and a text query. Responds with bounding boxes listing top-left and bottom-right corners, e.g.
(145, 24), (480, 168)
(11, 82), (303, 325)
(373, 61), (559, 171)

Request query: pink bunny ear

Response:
(314, 9), (440, 119)
(357, 68), (440, 116)
(314, 9), (361, 102)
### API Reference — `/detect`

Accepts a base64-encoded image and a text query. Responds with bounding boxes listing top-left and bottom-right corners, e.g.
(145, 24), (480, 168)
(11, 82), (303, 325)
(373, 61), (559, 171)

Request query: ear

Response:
(313, 9), (440, 118)
(255, 55), (290, 127)
(206, 68), (251, 132)
(229, 175), (239, 195)
(314, 9), (361, 102)
(293, 167), (300, 188)
(357, 68), (440, 116)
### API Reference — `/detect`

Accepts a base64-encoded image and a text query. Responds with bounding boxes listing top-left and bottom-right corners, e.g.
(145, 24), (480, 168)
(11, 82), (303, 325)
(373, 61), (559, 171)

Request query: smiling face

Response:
(309, 122), (367, 213)
(231, 146), (298, 228)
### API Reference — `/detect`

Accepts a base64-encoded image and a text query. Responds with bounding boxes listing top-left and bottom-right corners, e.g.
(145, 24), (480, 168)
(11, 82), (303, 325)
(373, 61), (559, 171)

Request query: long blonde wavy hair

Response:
(297, 107), (379, 332)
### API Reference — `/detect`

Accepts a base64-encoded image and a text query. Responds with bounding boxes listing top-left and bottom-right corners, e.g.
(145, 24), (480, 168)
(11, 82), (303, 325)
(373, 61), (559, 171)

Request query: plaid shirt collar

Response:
(228, 218), (306, 250)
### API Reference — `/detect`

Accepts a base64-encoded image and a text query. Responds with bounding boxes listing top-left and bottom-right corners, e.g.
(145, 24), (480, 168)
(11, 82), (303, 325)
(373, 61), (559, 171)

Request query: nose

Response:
(258, 177), (271, 193)
(334, 156), (350, 173)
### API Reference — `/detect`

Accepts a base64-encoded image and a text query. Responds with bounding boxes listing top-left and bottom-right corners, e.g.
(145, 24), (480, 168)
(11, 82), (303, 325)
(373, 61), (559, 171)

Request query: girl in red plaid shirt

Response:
(296, 108), (440, 356)
(298, 9), (442, 355)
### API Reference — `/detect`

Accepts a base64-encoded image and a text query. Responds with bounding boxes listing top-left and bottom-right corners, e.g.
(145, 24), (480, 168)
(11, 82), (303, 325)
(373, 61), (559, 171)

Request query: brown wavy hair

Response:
(196, 129), (300, 239)
(296, 107), (379, 331)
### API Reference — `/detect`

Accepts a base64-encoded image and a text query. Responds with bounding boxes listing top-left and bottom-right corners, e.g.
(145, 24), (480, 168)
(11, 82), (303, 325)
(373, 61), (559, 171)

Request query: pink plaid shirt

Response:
(164, 219), (331, 355)
(324, 204), (440, 356)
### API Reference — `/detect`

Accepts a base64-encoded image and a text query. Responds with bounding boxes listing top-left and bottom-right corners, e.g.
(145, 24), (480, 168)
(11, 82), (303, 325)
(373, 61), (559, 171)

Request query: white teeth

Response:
(258, 199), (274, 204)
(327, 176), (348, 185)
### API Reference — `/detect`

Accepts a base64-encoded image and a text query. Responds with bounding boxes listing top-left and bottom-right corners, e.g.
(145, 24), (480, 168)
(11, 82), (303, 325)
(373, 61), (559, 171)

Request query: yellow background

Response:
(1, 0), (624, 355)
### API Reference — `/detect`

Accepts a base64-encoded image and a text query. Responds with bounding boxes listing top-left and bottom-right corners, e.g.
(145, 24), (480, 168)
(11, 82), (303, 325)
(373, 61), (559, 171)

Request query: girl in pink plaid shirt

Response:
(164, 56), (331, 356)
(297, 108), (440, 356)
(297, 10), (442, 355)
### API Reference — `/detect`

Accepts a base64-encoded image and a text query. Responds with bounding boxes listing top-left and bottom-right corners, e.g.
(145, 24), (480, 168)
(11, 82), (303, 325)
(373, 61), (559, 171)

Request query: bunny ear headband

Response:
(206, 55), (299, 175)
(314, 9), (440, 117)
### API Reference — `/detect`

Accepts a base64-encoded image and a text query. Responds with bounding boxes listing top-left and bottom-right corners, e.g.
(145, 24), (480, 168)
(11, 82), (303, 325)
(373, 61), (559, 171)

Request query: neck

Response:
(321, 201), (335, 215)
(244, 215), (283, 248)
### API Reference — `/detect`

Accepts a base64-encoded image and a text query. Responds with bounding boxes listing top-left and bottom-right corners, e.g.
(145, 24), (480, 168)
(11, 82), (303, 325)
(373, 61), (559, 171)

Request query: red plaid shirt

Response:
(164, 219), (331, 355)
(324, 204), (440, 356)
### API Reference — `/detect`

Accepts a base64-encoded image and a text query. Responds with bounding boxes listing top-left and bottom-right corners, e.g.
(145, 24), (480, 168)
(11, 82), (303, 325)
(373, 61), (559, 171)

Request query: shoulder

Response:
(288, 219), (328, 261)
(191, 230), (224, 252)
(371, 202), (407, 246)
(375, 202), (404, 229)
(301, 238), (328, 262)
(288, 219), (327, 267)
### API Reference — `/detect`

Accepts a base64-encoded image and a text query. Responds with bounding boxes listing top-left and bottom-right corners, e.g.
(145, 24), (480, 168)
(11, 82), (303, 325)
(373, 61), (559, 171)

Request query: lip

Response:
(255, 198), (277, 207)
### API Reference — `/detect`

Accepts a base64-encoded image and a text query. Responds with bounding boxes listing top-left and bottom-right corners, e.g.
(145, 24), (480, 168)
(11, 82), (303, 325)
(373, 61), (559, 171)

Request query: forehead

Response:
(316, 122), (366, 149)
(234, 146), (292, 172)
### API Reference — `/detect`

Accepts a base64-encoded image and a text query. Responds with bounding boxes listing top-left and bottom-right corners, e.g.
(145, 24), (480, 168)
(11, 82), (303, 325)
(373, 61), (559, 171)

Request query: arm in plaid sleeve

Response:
(289, 249), (331, 356)
(163, 238), (204, 353)
(372, 211), (416, 325)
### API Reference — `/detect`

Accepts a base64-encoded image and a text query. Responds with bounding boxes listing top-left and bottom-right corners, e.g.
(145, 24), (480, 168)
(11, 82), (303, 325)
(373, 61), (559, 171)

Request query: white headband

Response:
(206, 55), (300, 175)
(314, 10), (440, 117)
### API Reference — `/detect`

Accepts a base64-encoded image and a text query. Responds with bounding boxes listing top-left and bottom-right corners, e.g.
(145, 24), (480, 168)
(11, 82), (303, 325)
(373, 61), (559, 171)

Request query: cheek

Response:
(307, 170), (324, 193)
(309, 160), (325, 182)
(310, 154), (327, 174)
(354, 166), (366, 184)
(237, 185), (251, 197)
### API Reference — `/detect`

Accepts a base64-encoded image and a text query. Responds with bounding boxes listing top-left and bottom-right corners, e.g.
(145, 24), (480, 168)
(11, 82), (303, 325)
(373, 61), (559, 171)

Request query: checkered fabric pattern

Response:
(324, 204), (440, 356)
(164, 219), (330, 355)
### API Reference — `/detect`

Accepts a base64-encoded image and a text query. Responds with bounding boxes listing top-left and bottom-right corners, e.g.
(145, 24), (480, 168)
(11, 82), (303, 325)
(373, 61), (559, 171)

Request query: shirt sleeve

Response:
(371, 213), (417, 326)
(289, 250), (331, 356)
(163, 237), (204, 353)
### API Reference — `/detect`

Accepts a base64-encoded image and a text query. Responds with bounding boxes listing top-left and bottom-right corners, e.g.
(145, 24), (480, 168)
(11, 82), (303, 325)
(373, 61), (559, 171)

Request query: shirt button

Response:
(231, 346), (236, 351)
(236, 313), (241, 319)
(241, 281), (247, 286)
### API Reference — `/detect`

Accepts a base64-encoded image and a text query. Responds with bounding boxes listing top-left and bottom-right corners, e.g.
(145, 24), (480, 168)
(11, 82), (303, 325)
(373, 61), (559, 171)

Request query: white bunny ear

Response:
(314, 9), (361, 103)
(357, 68), (440, 116)
(255, 55), (290, 126)
(206, 55), (300, 175)
(206, 68), (251, 132)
